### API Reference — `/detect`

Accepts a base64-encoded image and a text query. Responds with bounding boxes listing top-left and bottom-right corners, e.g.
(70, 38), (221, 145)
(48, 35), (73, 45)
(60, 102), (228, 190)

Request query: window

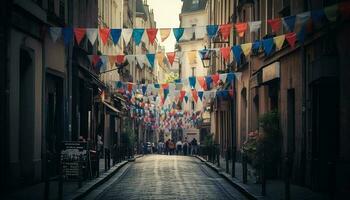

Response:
(59, 0), (65, 20)
(191, 24), (196, 40)
(191, 0), (199, 9)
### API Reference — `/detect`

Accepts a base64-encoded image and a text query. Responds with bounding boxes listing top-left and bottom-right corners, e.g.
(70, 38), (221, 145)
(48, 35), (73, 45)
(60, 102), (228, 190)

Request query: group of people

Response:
(157, 137), (198, 156)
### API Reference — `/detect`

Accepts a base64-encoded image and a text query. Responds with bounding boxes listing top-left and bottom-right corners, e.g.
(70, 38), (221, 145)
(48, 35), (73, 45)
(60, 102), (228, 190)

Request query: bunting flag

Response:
(110, 29), (122, 45)
(295, 12), (311, 33)
(189, 76), (196, 89)
(86, 28), (98, 45)
(191, 89), (198, 103)
(182, 27), (194, 40)
(156, 53), (164, 66)
(49, 27), (62, 43)
(205, 76), (212, 90)
(125, 55), (135, 65)
(173, 28), (184, 42)
(74, 28), (86, 45)
(122, 28), (133, 45)
(232, 45), (243, 65)
(206, 25), (219, 39)
(219, 24), (232, 40)
(234, 72), (242, 81)
(142, 85), (147, 95)
(146, 54), (155, 68)
(262, 38), (274, 56)
(63, 27), (73, 45)
(235, 22), (248, 37)
(89, 55), (101, 66)
(198, 91), (204, 101)
(116, 55), (125, 64)
(203, 91), (211, 100)
(248, 21), (261, 33)
(197, 76), (207, 90)
(179, 90), (186, 102)
(195, 26), (206, 38)
(227, 73), (234, 83)
(146, 28), (158, 45)
(324, 4), (338, 22)
(184, 95), (189, 103)
(187, 51), (197, 65)
(282, 15), (296, 32)
(267, 18), (282, 33)
(136, 55), (147, 68)
(220, 47), (231, 61)
(241, 43), (252, 56)
(132, 28), (144, 46)
(211, 74), (220, 86)
(297, 26), (306, 44)
(163, 89), (169, 100)
(99, 28), (111, 45)
(166, 52), (176, 65)
(108, 55), (117, 66)
(219, 73), (227, 82)
(273, 35), (285, 50)
(160, 28), (171, 42)
(162, 83), (169, 89)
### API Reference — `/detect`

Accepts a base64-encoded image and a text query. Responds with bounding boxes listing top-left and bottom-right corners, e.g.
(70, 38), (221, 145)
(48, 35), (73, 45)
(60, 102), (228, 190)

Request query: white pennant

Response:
(203, 91), (211, 100)
(136, 55), (147, 69)
(86, 28), (98, 45)
(49, 27), (62, 43)
(181, 27), (194, 41)
(126, 55), (136, 65)
(122, 29), (133, 45)
(219, 73), (228, 82)
(234, 72), (242, 82)
(248, 21), (261, 33)
(169, 83), (176, 92)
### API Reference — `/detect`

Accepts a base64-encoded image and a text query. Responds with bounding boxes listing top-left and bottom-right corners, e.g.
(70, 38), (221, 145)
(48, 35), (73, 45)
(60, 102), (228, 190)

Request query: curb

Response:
(194, 155), (260, 200)
(67, 155), (144, 200)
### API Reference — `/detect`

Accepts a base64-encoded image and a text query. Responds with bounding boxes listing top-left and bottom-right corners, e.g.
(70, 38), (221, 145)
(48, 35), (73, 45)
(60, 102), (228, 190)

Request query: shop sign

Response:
(262, 62), (280, 83)
(61, 141), (87, 181)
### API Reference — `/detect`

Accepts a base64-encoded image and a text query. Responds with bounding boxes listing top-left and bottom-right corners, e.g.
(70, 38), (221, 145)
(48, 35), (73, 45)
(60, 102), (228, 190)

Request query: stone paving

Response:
(88, 155), (248, 200)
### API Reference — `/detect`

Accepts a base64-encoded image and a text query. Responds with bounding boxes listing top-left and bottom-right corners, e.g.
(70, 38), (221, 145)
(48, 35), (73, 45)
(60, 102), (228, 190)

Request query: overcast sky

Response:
(148, 0), (183, 52)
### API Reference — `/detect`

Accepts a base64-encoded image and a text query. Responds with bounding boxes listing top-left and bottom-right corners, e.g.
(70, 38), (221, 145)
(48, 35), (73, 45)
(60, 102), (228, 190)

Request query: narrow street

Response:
(85, 155), (247, 200)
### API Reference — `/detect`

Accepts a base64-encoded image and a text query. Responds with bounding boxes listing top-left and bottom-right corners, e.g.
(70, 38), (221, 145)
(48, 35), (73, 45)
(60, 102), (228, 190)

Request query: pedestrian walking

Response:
(176, 140), (182, 155)
(165, 139), (170, 155)
(169, 140), (175, 155)
(157, 140), (164, 154)
(191, 138), (198, 155)
(182, 140), (188, 156)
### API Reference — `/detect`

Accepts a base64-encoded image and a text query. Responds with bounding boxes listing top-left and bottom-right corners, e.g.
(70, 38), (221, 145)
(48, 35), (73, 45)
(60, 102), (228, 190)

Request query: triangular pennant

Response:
(184, 95), (189, 103)
(49, 27), (62, 43)
(160, 28), (171, 42)
(235, 22), (248, 37)
(267, 18), (282, 33)
(173, 28), (184, 42)
(248, 21), (261, 33)
(220, 47), (231, 61)
(232, 45), (243, 65)
(206, 25), (219, 38)
(219, 24), (232, 40)
(179, 90), (186, 102)
(146, 28), (158, 45)
(273, 35), (285, 50)
(295, 12), (311, 33)
(136, 55), (147, 69)
(226, 73), (235, 83)
(108, 55), (117, 66)
(324, 4), (338, 22)
(146, 54), (155, 68)
(63, 27), (73, 45)
(126, 55), (136, 65)
(187, 51), (197, 65)
(142, 85), (147, 95)
(297, 26), (306, 44)
(205, 76), (212, 90)
(198, 91), (204, 101)
(156, 52), (164, 66)
(86, 28), (98, 45)
(282, 15), (296, 32)
(262, 38), (274, 56)
(191, 89), (198, 103)
(189, 76), (196, 89)
(234, 72), (242, 81)
(110, 29), (122, 45)
(197, 76), (207, 90)
(162, 83), (169, 89)
(74, 28), (86, 45)
(182, 27), (194, 40)
(166, 52), (176, 65)
(132, 28), (144, 46)
(116, 55), (125, 64)
(99, 28), (111, 45)
(211, 74), (220, 86)
(252, 41), (261, 54)
(122, 28), (133, 45)
(241, 43), (252, 56)
(219, 73), (228, 82)
(163, 89), (169, 100)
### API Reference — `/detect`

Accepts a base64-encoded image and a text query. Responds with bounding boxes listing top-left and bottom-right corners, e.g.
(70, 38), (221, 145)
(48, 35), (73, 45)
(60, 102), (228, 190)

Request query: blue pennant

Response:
(173, 28), (184, 42)
(174, 79), (182, 83)
(164, 89), (169, 100)
(142, 85), (147, 95)
(226, 73), (235, 83)
(63, 27), (73, 45)
(146, 54), (155, 68)
(262, 38), (274, 56)
(252, 40), (261, 54)
(206, 25), (219, 39)
(205, 76), (212, 90)
(198, 91), (204, 101)
(184, 96), (189, 103)
(189, 76), (196, 88)
(110, 29), (122, 44)
(154, 83), (160, 88)
(297, 25), (306, 44)
(232, 45), (243, 65)
(283, 15), (296, 32)
(132, 29), (144, 45)
(116, 81), (123, 88)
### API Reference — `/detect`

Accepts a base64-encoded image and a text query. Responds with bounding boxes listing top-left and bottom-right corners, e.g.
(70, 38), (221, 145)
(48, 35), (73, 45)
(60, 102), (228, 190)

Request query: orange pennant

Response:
(235, 23), (248, 37)
(74, 28), (86, 45)
(219, 24), (232, 40)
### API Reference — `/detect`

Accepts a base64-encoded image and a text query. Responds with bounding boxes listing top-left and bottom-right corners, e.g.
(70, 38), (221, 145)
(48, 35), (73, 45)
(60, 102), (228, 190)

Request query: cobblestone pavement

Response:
(87, 155), (248, 200)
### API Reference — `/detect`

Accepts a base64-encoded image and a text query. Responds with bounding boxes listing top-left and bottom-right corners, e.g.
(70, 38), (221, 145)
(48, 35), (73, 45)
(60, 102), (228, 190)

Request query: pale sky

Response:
(148, 0), (183, 52)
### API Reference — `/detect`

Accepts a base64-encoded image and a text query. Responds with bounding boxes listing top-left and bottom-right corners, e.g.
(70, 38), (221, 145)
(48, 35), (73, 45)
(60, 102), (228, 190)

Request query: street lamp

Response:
(199, 47), (211, 68)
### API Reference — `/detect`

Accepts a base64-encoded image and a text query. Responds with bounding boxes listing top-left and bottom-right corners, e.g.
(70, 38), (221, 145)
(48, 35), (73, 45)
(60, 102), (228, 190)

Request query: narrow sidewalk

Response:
(195, 155), (329, 200)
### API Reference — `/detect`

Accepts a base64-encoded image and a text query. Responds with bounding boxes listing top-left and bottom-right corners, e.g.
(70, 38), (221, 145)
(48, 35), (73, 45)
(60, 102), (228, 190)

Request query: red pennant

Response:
(74, 28), (86, 45)
(166, 52), (176, 65)
(219, 24), (232, 40)
(220, 47), (231, 61)
(161, 83), (169, 89)
(197, 76), (207, 90)
(211, 74), (220, 86)
(92, 55), (100, 66)
(127, 83), (133, 93)
(116, 55), (125, 64)
(285, 32), (297, 48)
(146, 28), (158, 45)
(179, 90), (186, 102)
(161, 97), (165, 105)
(99, 28), (111, 45)
(235, 22), (248, 37)
(267, 18), (282, 33)
(191, 89), (198, 103)
(340, 1), (350, 20)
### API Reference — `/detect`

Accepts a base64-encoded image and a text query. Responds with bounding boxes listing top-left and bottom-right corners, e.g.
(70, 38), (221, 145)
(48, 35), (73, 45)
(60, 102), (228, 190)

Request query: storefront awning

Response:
(103, 101), (121, 114)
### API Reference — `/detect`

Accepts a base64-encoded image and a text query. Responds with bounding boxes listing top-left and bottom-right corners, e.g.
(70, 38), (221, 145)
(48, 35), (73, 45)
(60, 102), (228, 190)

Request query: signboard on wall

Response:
(262, 62), (280, 83)
(61, 141), (87, 181)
